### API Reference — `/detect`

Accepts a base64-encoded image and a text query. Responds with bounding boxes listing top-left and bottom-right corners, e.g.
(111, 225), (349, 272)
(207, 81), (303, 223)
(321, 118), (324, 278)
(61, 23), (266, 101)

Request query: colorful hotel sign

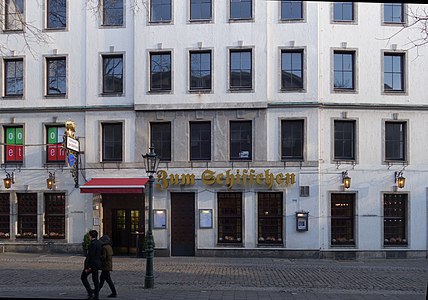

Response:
(156, 169), (296, 190)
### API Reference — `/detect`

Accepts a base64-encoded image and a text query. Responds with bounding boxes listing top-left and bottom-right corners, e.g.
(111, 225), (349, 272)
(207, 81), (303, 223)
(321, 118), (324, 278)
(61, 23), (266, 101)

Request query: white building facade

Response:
(0, 1), (427, 258)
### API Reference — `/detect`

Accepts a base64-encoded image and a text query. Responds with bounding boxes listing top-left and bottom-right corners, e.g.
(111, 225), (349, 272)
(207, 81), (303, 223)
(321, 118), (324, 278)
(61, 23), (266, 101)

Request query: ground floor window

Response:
(258, 192), (283, 245)
(44, 193), (65, 239)
(217, 192), (242, 244)
(0, 194), (10, 239)
(384, 194), (407, 246)
(331, 193), (355, 246)
(17, 193), (37, 239)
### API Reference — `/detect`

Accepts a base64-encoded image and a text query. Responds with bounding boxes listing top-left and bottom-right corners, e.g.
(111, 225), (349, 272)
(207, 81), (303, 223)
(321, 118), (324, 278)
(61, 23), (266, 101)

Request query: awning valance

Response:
(80, 178), (148, 194)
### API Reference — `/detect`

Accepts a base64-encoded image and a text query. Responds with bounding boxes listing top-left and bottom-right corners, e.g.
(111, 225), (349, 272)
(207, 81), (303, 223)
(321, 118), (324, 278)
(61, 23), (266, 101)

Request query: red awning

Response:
(80, 178), (148, 194)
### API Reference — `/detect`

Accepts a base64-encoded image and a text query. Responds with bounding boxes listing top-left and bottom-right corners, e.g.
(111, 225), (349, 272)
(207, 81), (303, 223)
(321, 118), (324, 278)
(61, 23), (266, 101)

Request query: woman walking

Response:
(99, 235), (117, 298)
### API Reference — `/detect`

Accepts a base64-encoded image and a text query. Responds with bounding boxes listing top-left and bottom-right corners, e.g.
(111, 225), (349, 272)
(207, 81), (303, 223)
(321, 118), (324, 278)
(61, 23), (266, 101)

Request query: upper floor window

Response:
(102, 123), (123, 162)
(4, 126), (24, 164)
(4, 58), (23, 97)
(47, 0), (66, 29)
(190, 0), (212, 21)
(230, 0), (252, 20)
(150, 52), (172, 92)
(333, 2), (354, 22)
(281, 119), (304, 161)
(281, 50), (303, 90)
(334, 120), (355, 161)
(151, 0), (172, 22)
(230, 121), (252, 161)
(46, 125), (66, 163)
(229, 49), (252, 90)
(384, 3), (404, 24)
(103, 0), (123, 26)
(190, 122), (211, 161)
(151, 122), (171, 161)
(385, 121), (406, 161)
(189, 51), (211, 91)
(334, 51), (355, 90)
(46, 57), (66, 96)
(384, 53), (404, 92)
(281, 0), (303, 21)
(5, 0), (24, 31)
(102, 54), (123, 94)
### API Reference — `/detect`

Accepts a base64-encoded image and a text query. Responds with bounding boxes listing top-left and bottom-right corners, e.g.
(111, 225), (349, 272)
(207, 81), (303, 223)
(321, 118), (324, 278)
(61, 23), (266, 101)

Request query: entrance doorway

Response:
(102, 194), (144, 255)
(171, 192), (195, 256)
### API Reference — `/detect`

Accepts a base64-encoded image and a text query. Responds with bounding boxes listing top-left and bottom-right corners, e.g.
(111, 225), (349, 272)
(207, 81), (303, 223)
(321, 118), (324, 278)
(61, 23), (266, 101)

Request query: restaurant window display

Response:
(384, 194), (407, 246)
(217, 192), (242, 244)
(331, 193), (355, 246)
(17, 193), (37, 239)
(44, 193), (65, 239)
(258, 192), (283, 245)
(0, 194), (10, 239)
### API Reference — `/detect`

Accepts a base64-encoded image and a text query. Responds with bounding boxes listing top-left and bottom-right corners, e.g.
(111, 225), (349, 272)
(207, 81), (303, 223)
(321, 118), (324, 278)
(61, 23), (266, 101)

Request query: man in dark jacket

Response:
(81, 230), (102, 300)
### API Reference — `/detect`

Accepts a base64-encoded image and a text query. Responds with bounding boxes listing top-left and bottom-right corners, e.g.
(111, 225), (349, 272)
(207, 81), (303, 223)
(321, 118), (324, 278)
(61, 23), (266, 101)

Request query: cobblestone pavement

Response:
(0, 253), (426, 300)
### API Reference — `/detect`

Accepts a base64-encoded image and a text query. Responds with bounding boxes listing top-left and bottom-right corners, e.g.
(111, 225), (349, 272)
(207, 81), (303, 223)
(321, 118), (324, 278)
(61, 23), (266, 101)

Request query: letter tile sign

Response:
(47, 126), (66, 163)
(5, 126), (24, 163)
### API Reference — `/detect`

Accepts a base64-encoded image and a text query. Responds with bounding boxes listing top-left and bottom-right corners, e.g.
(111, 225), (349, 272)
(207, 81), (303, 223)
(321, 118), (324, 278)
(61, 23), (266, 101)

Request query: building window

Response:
(46, 57), (66, 96)
(4, 58), (23, 97)
(47, 0), (66, 29)
(4, 126), (24, 164)
(333, 2), (354, 22)
(334, 51), (355, 90)
(46, 125), (66, 163)
(190, 122), (211, 161)
(281, 50), (303, 90)
(331, 193), (355, 246)
(150, 0), (171, 22)
(281, 120), (304, 160)
(384, 194), (407, 246)
(218, 192), (242, 244)
(281, 0), (303, 21)
(229, 49), (252, 90)
(44, 193), (65, 239)
(151, 122), (171, 161)
(258, 193), (283, 245)
(17, 193), (37, 239)
(384, 3), (404, 24)
(230, 0), (252, 20)
(102, 55), (123, 94)
(384, 53), (404, 92)
(385, 122), (406, 161)
(190, 0), (212, 20)
(189, 51), (211, 91)
(230, 121), (252, 161)
(5, 0), (24, 30)
(102, 123), (123, 162)
(102, 0), (123, 25)
(0, 194), (10, 239)
(334, 120), (355, 161)
(150, 52), (172, 92)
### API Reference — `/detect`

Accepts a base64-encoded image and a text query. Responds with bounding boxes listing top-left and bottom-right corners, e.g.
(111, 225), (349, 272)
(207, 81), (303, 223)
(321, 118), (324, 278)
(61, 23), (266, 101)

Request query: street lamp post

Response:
(142, 147), (160, 289)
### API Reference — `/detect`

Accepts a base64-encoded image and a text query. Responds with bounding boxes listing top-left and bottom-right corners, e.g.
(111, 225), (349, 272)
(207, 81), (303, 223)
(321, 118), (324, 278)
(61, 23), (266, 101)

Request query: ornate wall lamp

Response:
(342, 171), (351, 189)
(3, 172), (15, 189)
(47, 172), (55, 190)
(395, 170), (405, 189)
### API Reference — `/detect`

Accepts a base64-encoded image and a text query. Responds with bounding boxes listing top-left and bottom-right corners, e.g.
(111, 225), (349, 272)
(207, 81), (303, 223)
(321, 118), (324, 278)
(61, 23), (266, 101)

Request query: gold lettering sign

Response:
(156, 169), (296, 190)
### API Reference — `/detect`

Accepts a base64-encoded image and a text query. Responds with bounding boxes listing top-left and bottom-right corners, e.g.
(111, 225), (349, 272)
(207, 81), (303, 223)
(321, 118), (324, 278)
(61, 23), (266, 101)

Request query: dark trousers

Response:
(100, 270), (117, 295)
(81, 268), (99, 298)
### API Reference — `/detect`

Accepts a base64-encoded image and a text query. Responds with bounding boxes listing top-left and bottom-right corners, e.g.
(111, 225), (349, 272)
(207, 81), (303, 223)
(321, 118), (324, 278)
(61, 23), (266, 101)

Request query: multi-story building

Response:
(0, 1), (427, 259)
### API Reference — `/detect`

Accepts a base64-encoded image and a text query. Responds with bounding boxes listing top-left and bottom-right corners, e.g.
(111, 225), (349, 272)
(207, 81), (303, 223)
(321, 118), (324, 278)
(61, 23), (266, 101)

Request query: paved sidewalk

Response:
(0, 253), (426, 299)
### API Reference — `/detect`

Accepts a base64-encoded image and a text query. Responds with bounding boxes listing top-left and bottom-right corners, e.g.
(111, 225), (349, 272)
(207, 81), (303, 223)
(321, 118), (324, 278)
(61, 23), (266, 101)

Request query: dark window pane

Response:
(190, 122), (211, 160)
(383, 194), (407, 246)
(281, 51), (303, 90)
(5, 59), (24, 96)
(151, 122), (171, 161)
(47, 0), (67, 28)
(334, 121), (355, 160)
(281, 120), (304, 160)
(230, 0), (252, 19)
(103, 55), (123, 94)
(384, 3), (403, 23)
(258, 193), (283, 244)
(230, 121), (252, 160)
(150, 52), (172, 91)
(0, 194), (10, 238)
(17, 193), (37, 238)
(230, 50), (252, 90)
(102, 123), (123, 161)
(385, 122), (406, 161)
(151, 0), (171, 22)
(384, 54), (404, 91)
(218, 193), (242, 244)
(331, 194), (355, 246)
(190, 51), (212, 90)
(191, 0), (212, 20)
(333, 2), (353, 21)
(47, 58), (66, 95)
(281, 1), (303, 20)
(334, 52), (354, 90)
(44, 193), (65, 239)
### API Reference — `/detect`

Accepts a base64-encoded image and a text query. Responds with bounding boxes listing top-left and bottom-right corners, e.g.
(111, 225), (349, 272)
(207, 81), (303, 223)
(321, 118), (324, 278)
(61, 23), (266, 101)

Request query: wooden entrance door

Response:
(171, 192), (195, 256)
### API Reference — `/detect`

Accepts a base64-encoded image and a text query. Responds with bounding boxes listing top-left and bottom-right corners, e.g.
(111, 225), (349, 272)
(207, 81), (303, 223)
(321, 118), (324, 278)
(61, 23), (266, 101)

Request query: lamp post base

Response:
(144, 276), (154, 289)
